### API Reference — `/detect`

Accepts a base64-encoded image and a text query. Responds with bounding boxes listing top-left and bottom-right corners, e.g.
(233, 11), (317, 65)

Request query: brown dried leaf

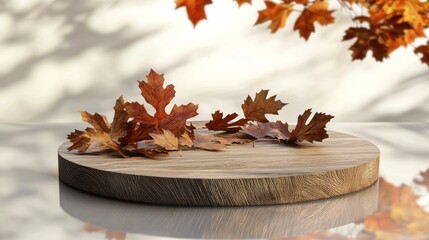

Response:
(205, 110), (248, 132)
(242, 89), (287, 123)
(67, 96), (129, 156)
(193, 134), (227, 151)
(242, 122), (274, 139)
(288, 108), (334, 143)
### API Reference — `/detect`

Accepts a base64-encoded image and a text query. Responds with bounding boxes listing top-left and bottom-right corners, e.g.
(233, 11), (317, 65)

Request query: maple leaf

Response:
(205, 110), (248, 132)
(293, 0), (335, 40)
(67, 96), (129, 156)
(286, 109), (334, 143)
(242, 89), (287, 123)
(149, 129), (179, 151)
(176, 0), (212, 27)
(236, 0), (251, 7)
(343, 15), (412, 61)
(255, 1), (294, 33)
(125, 69), (198, 137)
(241, 122), (274, 139)
(414, 41), (429, 66)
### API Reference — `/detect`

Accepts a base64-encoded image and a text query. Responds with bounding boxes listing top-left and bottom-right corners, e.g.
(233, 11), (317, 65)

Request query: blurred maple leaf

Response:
(125, 69), (198, 137)
(256, 1), (294, 33)
(175, 0), (212, 27)
(176, 0), (429, 66)
(294, 0), (335, 40)
(343, 16), (412, 61)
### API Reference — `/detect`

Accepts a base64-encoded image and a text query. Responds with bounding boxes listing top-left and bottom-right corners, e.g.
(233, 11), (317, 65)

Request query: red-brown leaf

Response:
(242, 122), (274, 139)
(288, 108), (334, 143)
(125, 69), (198, 137)
(293, 1), (335, 40)
(242, 90), (287, 123)
(205, 110), (248, 132)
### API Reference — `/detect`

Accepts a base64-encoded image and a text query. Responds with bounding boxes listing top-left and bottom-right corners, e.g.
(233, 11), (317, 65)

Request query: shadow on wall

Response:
(0, 0), (428, 122)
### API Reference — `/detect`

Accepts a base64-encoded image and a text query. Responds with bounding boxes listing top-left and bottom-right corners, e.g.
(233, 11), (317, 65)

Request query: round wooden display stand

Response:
(58, 129), (380, 206)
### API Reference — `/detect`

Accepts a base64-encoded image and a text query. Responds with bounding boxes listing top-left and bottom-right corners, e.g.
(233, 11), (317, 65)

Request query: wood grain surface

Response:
(58, 127), (380, 206)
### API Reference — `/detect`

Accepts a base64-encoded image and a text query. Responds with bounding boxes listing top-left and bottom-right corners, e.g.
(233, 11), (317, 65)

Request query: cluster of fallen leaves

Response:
(176, 0), (429, 66)
(68, 69), (334, 158)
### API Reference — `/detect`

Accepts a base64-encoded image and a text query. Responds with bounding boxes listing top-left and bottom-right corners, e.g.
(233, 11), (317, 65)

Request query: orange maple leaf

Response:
(255, 1), (294, 33)
(175, 0), (212, 27)
(125, 69), (198, 137)
(236, 0), (251, 7)
(293, 0), (335, 40)
(242, 89), (287, 123)
(364, 178), (429, 238)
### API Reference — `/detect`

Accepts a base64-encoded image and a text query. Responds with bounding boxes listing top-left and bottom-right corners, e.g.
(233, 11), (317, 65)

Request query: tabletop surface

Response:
(1, 122), (429, 240)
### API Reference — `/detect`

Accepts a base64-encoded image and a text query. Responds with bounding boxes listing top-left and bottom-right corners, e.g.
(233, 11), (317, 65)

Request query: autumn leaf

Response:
(67, 96), (129, 156)
(364, 178), (429, 238)
(287, 109), (334, 143)
(343, 15), (412, 61)
(84, 223), (126, 240)
(149, 129), (179, 151)
(205, 110), (248, 132)
(176, 0), (212, 27)
(294, 0), (335, 40)
(125, 69), (198, 137)
(242, 122), (274, 139)
(236, 0), (251, 7)
(242, 89), (287, 123)
(269, 120), (291, 140)
(415, 41), (429, 66)
(255, 1), (294, 33)
(193, 134), (227, 150)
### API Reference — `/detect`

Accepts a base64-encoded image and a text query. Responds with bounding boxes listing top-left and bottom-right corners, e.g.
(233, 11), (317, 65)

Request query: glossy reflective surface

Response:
(1, 123), (429, 240)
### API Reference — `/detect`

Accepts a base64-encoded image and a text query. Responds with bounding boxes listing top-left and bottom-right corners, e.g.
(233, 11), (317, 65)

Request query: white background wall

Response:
(1, 0), (428, 123)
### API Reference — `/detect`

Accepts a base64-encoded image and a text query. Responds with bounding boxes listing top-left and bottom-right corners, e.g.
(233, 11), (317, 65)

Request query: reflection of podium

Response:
(59, 182), (378, 239)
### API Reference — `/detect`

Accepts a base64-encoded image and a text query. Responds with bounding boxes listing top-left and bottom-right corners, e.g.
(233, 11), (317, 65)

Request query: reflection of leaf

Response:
(363, 178), (429, 239)
(84, 223), (126, 240)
